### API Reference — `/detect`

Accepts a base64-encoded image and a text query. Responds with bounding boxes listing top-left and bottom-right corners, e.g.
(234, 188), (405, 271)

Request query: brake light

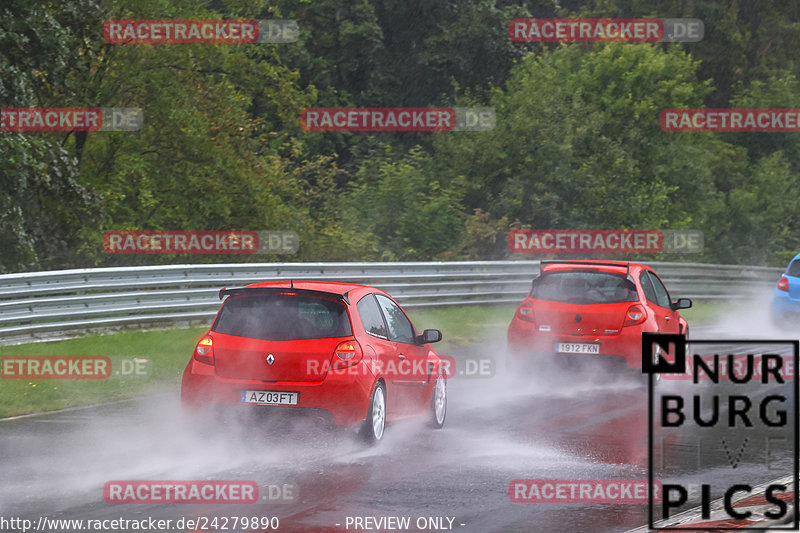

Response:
(332, 340), (363, 369)
(778, 276), (790, 292)
(623, 304), (646, 327)
(518, 306), (535, 322)
(193, 335), (214, 365)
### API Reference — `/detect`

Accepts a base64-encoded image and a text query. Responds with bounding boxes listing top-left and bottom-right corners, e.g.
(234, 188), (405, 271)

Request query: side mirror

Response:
(418, 329), (442, 344)
(672, 298), (692, 310)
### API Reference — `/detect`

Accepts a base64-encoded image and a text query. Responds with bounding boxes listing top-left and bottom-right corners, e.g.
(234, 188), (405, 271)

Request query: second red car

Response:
(507, 260), (692, 370)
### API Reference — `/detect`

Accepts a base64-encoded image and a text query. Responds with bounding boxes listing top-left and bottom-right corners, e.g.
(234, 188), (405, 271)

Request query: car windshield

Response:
(788, 260), (800, 277)
(531, 271), (638, 304)
(212, 294), (352, 341)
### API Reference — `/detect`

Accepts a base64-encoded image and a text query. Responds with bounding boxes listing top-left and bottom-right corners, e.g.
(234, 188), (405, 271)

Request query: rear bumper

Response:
(181, 358), (376, 426)
(507, 316), (643, 369)
(770, 288), (800, 320)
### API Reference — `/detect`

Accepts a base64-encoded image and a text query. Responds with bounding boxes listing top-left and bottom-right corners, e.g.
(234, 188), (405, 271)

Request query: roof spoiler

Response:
(218, 286), (351, 305)
(540, 260), (630, 277)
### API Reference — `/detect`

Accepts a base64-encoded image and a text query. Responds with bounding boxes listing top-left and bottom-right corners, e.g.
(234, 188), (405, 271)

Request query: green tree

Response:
(574, 0), (800, 108)
(69, 0), (326, 266)
(434, 44), (723, 234)
(714, 151), (799, 265)
(344, 146), (466, 260)
(0, 0), (102, 272)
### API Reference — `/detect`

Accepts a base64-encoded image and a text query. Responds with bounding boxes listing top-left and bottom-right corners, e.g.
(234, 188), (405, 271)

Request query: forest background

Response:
(2, 0), (798, 272)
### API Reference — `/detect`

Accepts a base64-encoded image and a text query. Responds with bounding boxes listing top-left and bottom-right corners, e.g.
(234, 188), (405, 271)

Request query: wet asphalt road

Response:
(0, 335), (796, 533)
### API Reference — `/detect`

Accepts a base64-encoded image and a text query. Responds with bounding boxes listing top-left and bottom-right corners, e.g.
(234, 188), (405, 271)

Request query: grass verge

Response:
(0, 301), (724, 418)
(0, 326), (206, 418)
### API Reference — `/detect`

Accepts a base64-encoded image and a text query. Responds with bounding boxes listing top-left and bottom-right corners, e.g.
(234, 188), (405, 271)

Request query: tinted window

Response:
(357, 294), (389, 339)
(531, 271), (637, 304)
(375, 294), (416, 344)
(212, 294), (352, 341)
(647, 271), (672, 308)
(788, 260), (800, 277)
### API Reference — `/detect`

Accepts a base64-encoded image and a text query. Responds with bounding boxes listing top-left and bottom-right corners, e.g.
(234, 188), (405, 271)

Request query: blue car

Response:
(770, 253), (800, 326)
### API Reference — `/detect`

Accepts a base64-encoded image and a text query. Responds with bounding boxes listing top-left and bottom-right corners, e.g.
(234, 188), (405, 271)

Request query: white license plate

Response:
(240, 390), (299, 405)
(556, 343), (600, 354)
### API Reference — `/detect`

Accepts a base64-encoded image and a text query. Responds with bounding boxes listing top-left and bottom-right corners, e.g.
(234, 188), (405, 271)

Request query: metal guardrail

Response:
(0, 261), (783, 344)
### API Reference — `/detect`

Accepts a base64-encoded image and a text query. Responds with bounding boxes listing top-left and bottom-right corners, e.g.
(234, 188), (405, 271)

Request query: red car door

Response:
(374, 294), (429, 415)
(640, 270), (680, 334)
(355, 294), (403, 413)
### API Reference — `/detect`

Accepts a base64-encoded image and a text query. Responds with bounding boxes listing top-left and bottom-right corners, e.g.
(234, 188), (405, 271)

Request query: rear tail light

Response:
(623, 304), (646, 327)
(193, 335), (214, 365)
(332, 340), (363, 370)
(518, 306), (535, 322)
(778, 276), (790, 292)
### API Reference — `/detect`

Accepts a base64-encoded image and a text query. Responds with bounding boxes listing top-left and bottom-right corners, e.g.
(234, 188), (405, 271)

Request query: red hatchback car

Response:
(181, 281), (447, 442)
(507, 260), (692, 370)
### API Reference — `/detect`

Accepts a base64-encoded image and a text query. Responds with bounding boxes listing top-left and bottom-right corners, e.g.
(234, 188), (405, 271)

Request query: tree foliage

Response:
(2, 0), (799, 270)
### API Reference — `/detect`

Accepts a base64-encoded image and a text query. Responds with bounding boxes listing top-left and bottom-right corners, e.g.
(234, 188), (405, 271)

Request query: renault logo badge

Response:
(574, 314), (582, 323)
(266, 354), (275, 365)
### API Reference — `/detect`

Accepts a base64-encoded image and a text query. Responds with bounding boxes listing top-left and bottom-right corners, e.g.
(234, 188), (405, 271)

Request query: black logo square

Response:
(642, 332), (686, 374)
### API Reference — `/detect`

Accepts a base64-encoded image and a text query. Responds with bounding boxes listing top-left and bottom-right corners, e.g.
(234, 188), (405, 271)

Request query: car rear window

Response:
(788, 260), (800, 277)
(212, 294), (352, 341)
(531, 271), (638, 304)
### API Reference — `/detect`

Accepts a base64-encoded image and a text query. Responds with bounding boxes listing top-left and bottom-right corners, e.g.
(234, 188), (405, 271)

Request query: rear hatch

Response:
(210, 292), (353, 382)
(529, 269), (638, 336)
(532, 300), (630, 335)
(213, 334), (348, 382)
